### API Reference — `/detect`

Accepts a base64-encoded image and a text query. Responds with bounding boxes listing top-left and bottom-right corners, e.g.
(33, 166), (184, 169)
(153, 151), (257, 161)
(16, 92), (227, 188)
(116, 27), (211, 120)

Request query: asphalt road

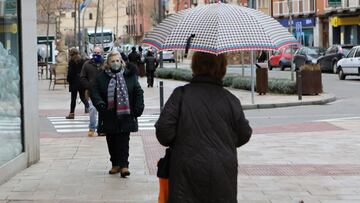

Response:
(164, 62), (360, 128)
(243, 68), (360, 127)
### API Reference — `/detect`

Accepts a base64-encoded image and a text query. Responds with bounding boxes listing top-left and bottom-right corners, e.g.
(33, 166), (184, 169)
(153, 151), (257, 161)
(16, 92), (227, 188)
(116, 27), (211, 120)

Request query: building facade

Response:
(271, 0), (360, 48)
(324, 0), (360, 46)
(272, 0), (317, 47)
(0, 0), (39, 184)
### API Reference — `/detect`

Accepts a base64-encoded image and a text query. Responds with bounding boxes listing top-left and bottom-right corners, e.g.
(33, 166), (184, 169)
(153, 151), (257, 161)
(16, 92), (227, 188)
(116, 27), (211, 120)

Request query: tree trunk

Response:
(94, 0), (101, 44)
(78, 1), (81, 51)
(74, 0), (77, 47)
(45, 0), (50, 68)
(101, 0), (104, 50)
(116, 0), (119, 38)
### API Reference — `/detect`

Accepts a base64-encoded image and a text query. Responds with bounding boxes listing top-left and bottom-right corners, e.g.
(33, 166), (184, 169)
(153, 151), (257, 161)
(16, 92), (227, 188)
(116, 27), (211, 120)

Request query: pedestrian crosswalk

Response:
(0, 117), (21, 134)
(48, 114), (159, 133)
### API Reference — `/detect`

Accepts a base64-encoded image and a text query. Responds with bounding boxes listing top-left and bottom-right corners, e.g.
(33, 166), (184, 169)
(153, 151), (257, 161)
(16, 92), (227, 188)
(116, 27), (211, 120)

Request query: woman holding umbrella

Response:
(155, 51), (252, 202)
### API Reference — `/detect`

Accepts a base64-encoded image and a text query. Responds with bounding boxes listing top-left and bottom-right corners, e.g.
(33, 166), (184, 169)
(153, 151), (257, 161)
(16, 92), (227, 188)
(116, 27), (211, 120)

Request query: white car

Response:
(159, 50), (175, 62)
(337, 45), (360, 80)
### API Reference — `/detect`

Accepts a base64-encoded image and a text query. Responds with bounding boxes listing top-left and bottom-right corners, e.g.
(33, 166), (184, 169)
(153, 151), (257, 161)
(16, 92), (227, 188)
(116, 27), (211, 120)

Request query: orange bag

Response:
(158, 178), (169, 203)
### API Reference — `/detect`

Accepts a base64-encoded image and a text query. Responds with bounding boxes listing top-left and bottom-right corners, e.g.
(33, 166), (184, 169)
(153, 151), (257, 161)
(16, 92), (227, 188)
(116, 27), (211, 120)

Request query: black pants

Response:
(106, 132), (130, 168)
(146, 70), (155, 87)
(70, 89), (89, 113)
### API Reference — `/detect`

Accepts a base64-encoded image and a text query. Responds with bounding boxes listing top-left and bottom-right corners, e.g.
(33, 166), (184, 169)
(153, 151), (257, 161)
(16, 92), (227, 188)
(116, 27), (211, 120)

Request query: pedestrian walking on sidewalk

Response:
(80, 46), (105, 137)
(128, 46), (141, 77)
(90, 51), (144, 178)
(137, 46), (146, 77)
(155, 52), (252, 203)
(145, 50), (158, 87)
(66, 48), (89, 119)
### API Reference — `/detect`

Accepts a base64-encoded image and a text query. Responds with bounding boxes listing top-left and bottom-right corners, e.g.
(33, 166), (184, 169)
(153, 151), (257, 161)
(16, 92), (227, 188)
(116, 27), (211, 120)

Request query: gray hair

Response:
(105, 51), (126, 69)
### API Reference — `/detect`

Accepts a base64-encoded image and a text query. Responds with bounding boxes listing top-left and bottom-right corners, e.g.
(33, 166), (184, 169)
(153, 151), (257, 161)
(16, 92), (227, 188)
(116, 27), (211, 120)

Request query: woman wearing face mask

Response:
(90, 51), (144, 177)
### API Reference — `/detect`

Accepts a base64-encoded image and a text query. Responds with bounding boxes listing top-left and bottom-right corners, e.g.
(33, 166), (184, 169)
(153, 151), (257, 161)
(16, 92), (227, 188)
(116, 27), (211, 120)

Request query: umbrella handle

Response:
(184, 34), (195, 58)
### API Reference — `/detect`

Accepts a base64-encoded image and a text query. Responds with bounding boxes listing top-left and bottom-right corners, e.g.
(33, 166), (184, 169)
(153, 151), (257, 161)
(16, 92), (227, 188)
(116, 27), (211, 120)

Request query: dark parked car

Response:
(317, 45), (353, 73)
(293, 47), (324, 70)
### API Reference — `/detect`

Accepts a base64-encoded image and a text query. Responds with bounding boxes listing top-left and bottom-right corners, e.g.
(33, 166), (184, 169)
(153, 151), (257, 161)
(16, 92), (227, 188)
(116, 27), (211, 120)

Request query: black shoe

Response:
(120, 168), (130, 178)
(147, 84), (150, 87)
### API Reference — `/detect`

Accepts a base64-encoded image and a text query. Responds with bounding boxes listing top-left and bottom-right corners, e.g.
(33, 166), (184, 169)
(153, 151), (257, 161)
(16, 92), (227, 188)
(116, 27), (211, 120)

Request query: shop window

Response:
(0, 0), (23, 166)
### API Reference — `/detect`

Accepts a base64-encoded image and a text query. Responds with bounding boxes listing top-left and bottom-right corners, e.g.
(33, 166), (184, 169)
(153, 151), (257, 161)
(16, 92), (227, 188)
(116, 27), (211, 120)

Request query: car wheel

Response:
(332, 61), (338, 74)
(279, 62), (285, 71)
(338, 68), (346, 80)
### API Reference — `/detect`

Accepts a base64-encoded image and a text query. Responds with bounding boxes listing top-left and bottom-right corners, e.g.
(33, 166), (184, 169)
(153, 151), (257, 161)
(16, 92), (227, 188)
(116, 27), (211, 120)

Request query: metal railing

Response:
(325, 0), (360, 9)
(273, 0), (316, 17)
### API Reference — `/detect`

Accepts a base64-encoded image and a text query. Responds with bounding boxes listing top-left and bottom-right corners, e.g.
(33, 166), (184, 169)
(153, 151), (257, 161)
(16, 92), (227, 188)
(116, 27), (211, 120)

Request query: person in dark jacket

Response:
(155, 51), (252, 203)
(145, 50), (158, 87)
(90, 51), (144, 178)
(66, 48), (89, 119)
(137, 46), (146, 77)
(128, 46), (141, 76)
(80, 46), (105, 137)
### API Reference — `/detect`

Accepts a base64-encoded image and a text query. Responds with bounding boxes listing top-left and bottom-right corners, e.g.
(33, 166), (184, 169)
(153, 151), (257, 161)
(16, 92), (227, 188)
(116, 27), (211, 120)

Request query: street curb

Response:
(242, 95), (337, 110)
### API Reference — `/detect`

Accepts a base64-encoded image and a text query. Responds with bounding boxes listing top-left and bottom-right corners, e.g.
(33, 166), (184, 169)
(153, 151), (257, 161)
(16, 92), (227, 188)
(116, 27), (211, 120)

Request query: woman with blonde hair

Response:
(66, 48), (89, 119)
(155, 51), (252, 202)
(90, 51), (144, 177)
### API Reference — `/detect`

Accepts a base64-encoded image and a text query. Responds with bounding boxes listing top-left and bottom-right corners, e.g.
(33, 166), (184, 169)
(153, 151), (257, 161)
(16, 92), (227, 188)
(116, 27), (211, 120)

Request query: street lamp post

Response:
(288, 0), (294, 81)
(158, 0), (164, 68)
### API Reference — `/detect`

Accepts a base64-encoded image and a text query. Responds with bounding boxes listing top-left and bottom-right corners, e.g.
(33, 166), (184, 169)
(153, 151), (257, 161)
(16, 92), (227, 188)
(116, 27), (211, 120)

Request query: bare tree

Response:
(37, 0), (52, 67)
(74, 0), (78, 47)
(94, 0), (101, 44)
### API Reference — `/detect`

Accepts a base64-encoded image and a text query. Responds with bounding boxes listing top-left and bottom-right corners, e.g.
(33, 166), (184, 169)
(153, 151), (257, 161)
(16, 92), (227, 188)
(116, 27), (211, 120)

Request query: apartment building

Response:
(272, 0), (318, 47)
(324, 0), (360, 46)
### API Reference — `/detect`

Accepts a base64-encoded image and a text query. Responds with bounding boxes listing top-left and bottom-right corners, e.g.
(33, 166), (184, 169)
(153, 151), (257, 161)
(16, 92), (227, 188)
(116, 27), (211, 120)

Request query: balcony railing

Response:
(273, 0), (316, 17)
(325, 0), (360, 9)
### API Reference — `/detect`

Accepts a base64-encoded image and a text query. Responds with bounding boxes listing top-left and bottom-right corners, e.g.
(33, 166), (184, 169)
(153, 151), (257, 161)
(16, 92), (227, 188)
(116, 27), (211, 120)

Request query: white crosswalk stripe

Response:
(48, 115), (159, 133)
(0, 117), (21, 134)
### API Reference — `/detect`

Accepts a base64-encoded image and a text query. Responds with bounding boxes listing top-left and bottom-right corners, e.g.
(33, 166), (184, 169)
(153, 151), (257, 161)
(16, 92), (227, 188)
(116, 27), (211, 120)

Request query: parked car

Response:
(268, 46), (297, 70)
(317, 44), (353, 73)
(337, 45), (360, 80)
(293, 47), (324, 70)
(158, 50), (175, 62)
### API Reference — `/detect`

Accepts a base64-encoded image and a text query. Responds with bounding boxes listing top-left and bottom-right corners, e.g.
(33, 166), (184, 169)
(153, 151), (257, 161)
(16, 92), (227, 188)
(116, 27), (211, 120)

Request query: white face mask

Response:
(111, 62), (122, 71)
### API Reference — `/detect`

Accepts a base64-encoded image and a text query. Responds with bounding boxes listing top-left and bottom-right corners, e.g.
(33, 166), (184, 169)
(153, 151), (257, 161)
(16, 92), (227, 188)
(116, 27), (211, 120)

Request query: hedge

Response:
(155, 68), (296, 94)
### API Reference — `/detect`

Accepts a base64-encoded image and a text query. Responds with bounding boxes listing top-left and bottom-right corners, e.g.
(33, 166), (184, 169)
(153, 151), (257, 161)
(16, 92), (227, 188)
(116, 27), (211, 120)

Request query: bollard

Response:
(159, 81), (164, 112)
(297, 70), (302, 100)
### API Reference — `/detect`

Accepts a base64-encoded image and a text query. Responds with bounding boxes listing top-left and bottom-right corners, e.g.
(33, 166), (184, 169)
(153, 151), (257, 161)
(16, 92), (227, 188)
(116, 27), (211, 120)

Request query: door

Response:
(269, 48), (282, 66)
(341, 47), (356, 74)
(352, 48), (360, 75)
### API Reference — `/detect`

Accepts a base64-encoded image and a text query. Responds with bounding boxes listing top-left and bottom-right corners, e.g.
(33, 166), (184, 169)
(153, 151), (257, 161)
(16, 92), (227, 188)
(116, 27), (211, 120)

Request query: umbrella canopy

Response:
(143, 3), (298, 55)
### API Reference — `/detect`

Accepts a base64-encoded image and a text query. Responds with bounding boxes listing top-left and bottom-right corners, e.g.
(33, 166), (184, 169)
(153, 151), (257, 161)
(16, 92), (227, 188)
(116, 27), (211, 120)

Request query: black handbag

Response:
(156, 87), (184, 179)
(157, 148), (172, 178)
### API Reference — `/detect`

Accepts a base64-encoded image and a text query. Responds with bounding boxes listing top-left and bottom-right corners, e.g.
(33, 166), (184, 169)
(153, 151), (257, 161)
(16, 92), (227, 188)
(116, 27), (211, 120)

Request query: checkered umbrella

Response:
(143, 3), (298, 54)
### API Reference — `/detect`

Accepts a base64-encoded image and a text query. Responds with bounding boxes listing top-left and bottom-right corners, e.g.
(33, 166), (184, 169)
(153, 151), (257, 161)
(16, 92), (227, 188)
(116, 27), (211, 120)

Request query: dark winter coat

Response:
(80, 59), (104, 90)
(145, 55), (158, 71)
(67, 59), (85, 92)
(155, 75), (252, 203)
(128, 51), (141, 64)
(90, 64), (144, 133)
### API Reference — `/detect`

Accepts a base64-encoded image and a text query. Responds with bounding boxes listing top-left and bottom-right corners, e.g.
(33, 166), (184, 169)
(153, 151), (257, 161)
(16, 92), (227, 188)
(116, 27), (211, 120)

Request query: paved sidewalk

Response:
(1, 76), (360, 203)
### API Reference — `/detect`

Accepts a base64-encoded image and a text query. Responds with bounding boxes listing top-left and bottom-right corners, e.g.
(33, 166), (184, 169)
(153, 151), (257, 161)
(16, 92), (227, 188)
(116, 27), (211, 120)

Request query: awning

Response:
(0, 23), (17, 33)
(330, 16), (360, 27)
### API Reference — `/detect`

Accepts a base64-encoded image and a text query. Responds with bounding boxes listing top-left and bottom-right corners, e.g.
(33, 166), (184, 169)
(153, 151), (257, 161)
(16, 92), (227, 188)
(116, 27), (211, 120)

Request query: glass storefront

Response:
(0, 0), (23, 166)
